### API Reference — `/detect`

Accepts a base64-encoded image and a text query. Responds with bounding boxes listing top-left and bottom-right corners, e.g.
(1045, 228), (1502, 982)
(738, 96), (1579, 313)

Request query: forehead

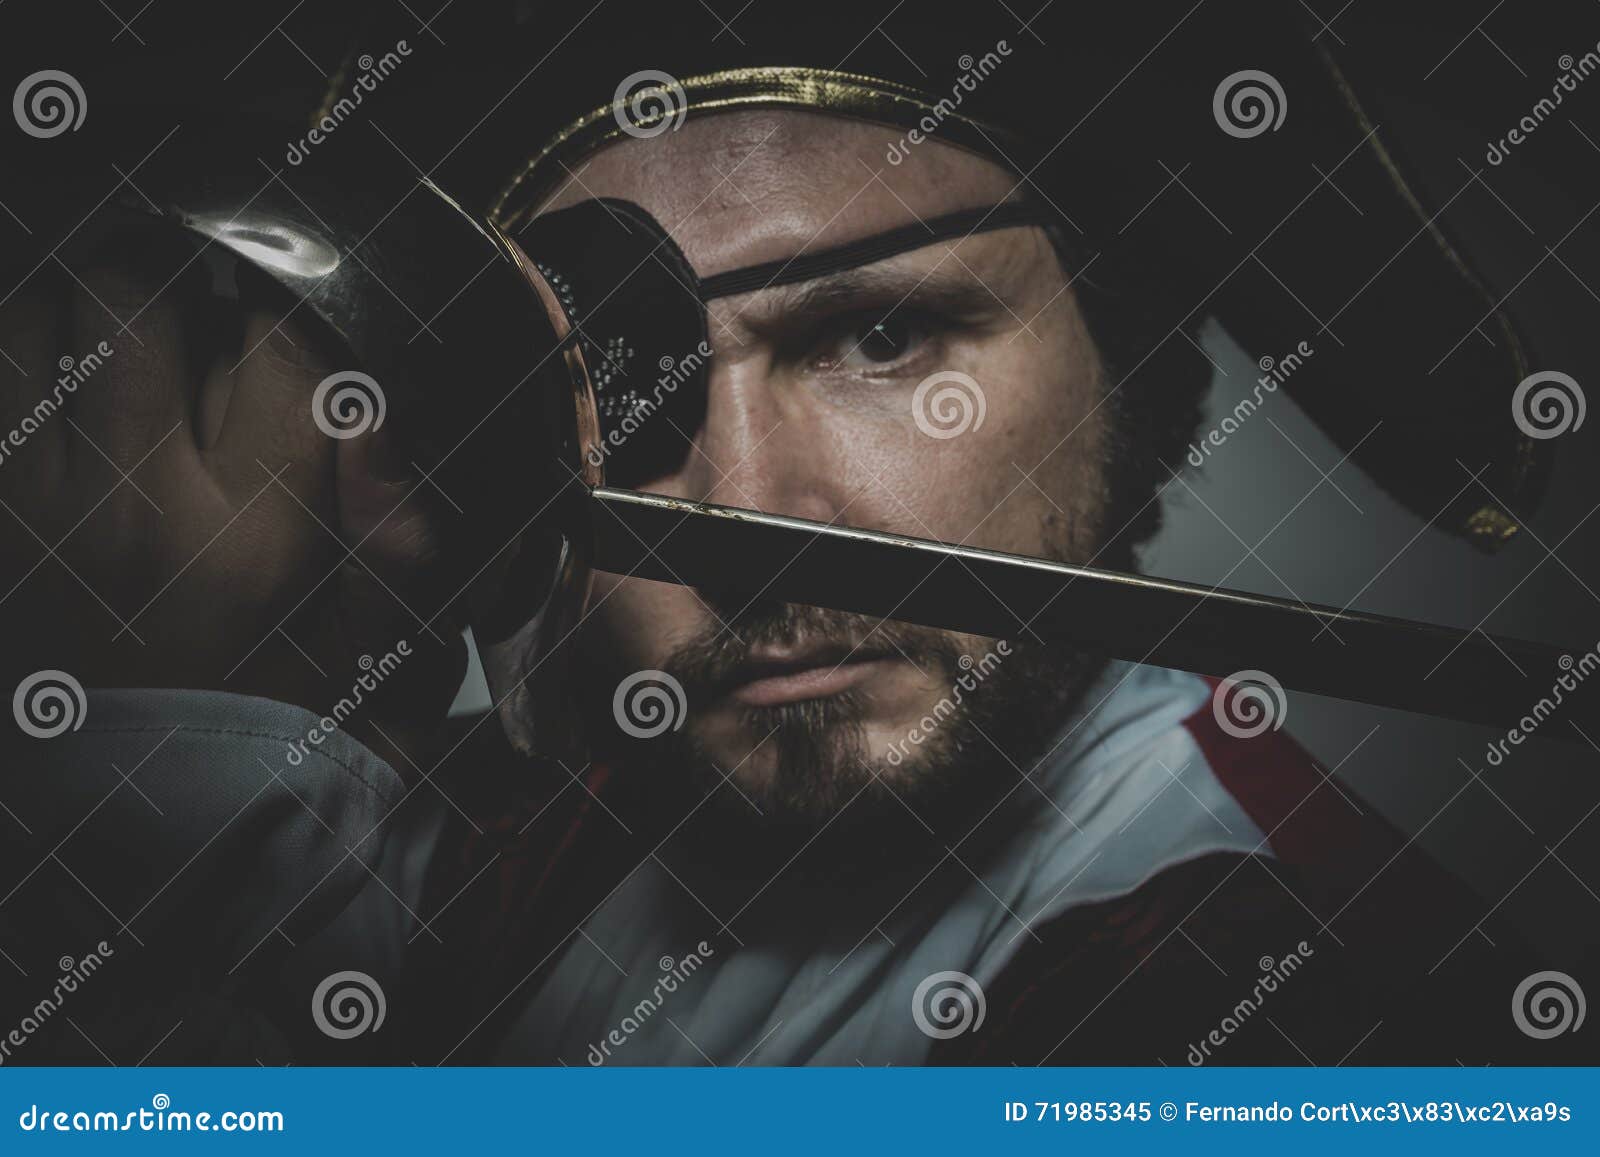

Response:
(539, 110), (1020, 275)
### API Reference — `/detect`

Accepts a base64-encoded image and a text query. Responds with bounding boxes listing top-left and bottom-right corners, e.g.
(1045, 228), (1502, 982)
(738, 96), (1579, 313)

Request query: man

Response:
(0, 2), (1588, 1065)
(410, 91), (1564, 1067)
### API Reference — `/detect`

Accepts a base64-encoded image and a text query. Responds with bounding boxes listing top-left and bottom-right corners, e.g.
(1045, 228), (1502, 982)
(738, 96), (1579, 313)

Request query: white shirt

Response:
(496, 661), (1269, 1065)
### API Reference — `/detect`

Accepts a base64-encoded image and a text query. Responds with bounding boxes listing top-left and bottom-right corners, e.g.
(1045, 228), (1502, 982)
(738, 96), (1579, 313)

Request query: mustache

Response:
(662, 597), (963, 700)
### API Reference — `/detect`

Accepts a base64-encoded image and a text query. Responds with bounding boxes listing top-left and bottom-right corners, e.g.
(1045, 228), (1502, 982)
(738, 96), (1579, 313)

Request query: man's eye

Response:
(856, 317), (915, 362)
(815, 313), (932, 372)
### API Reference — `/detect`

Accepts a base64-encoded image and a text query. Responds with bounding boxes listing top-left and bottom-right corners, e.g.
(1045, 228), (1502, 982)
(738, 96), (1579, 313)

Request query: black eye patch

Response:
(516, 198), (710, 487)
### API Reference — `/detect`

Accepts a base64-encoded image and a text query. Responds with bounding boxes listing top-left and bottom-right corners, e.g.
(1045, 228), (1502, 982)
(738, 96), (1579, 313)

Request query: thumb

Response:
(333, 424), (466, 730)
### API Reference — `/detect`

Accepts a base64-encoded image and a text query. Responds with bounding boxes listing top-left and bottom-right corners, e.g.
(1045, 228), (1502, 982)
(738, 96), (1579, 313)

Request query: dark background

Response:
(1151, 40), (1600, 967)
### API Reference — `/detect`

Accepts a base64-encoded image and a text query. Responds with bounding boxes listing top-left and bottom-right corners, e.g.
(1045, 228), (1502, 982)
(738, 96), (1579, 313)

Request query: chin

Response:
(689, 687), (965, 824)
(690, 695), (872, 808)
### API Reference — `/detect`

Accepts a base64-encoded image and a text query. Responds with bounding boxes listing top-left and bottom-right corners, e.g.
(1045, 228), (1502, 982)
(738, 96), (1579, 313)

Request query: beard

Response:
(583, 594), (1106, 884)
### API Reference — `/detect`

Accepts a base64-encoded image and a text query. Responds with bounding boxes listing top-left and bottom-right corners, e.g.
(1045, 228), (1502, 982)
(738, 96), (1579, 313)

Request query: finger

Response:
(0, 264), (72, 499)
(337, 422), (439, 635)
(334, 425), (468, 721)
(208, 268), (342, 508)
(66, 227), (205, 474)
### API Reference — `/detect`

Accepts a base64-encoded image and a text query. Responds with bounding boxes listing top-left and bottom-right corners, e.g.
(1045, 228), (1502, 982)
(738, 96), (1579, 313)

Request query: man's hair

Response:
(1044, 226), (1213, 571)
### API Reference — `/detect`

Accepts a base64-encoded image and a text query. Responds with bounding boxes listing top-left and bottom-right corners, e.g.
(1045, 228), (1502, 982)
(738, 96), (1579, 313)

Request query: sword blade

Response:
(590, 487), (1591, 738)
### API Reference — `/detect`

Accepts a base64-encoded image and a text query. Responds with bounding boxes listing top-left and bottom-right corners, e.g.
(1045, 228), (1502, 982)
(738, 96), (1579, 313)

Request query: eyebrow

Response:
(750, 261), (1007, 323)
(698, 201), (1053, 301)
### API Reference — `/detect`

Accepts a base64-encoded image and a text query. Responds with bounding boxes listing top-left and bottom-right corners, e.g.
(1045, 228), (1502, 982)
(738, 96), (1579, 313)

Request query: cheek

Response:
(821, 368), (1106, 560)
(586, 572), (708, 670)
(956, 328), (1109, 559)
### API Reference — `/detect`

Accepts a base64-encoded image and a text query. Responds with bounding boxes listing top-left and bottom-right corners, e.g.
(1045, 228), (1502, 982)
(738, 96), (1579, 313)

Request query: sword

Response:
(92, 135), (1594, 745)
(590, 487), (1597, 741)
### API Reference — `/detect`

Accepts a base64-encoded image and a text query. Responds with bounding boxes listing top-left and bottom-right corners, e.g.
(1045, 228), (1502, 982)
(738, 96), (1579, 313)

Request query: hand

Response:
(0, 223), (466, 771)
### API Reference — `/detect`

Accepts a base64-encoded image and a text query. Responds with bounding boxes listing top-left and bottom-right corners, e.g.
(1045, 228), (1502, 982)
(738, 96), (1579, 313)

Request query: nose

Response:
(662, 346), (845, 525)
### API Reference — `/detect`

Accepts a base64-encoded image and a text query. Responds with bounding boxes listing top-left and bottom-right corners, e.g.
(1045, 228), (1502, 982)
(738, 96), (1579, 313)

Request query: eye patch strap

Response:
(697, 201), (1057, 302)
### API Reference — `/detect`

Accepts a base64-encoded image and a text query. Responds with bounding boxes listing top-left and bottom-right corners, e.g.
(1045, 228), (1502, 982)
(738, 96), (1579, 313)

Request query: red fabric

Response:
(512, 762), (614, 916)
(1181, 678), (1407, 874)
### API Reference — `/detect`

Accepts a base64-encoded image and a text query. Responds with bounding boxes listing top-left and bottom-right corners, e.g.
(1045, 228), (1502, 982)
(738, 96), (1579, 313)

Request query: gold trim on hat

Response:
(1464, 504), (1521, 546)
(489, 66), (1018, 232)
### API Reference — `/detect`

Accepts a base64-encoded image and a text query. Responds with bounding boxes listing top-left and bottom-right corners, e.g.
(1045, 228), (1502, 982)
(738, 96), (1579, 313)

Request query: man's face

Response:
(551, 111), (1113, 824)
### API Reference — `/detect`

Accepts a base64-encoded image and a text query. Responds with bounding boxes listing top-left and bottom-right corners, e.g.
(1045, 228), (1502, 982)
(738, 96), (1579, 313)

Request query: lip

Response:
(724, 647), (897, 708)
